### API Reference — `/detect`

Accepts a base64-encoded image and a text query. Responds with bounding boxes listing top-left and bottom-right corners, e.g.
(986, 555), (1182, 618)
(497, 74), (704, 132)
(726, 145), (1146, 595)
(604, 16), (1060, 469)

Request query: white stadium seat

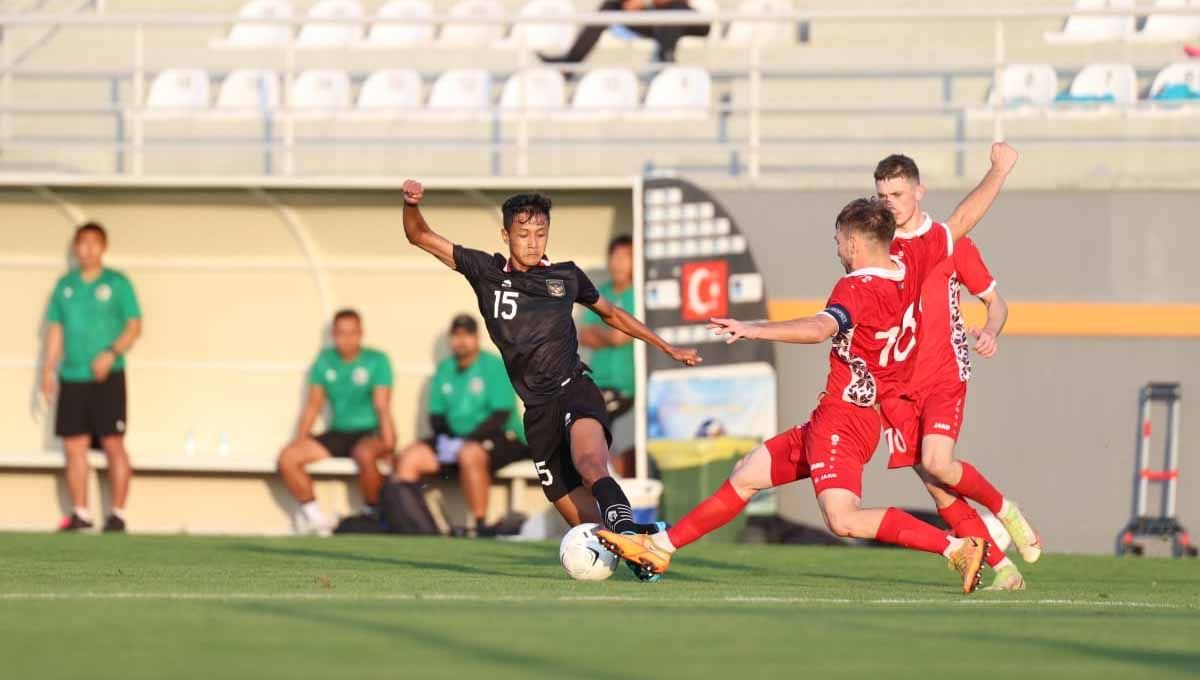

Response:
(1136, 0), (1200, 41)
(364, 0), (435, 47)
(1149, 61), (1200, 98)
(440, 0), (507, 47)
(216, 69), (282, 113)
(213, 0), (294, 48)
(642, 66), (711, 117)
(291, 69), (352, 112)
(1064, 63), (1138, 103)
(297, 0), (365, 47)
(356, 69), (423, 111)
(1044, 0), (1136, 44)
(146, 68), (211, 112)
(571, 67), (639, 115)
(426, 68), (494, 114)
(500, 0), (577, 52)
(989, 64), (1059, 107)
(725, 0), (794, 46)
(500, 67), (566, 115)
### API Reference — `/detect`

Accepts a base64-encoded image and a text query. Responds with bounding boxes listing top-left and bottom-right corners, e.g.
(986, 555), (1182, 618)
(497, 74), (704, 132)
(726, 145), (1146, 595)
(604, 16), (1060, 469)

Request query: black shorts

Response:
(424, 433), (532, 475)
(314, 429), (377, 458)
(523, 375), (612, 502)
(55, 371), (127, 446)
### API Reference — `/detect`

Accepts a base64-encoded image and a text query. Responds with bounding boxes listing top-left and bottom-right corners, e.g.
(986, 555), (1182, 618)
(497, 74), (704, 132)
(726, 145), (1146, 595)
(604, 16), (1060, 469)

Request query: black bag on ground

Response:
(380, 481), (441, 535)
(333, 513), (386, 534)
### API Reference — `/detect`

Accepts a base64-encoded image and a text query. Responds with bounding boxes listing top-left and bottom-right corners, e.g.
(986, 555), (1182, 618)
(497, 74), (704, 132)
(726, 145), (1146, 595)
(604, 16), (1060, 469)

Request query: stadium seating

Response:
(1044, 0), (1136, 44)
(355, 68), (424, 112)
(677, 0), (722, 47)
(500, 66), (567, 115)
(291, 68), (353, 113)
(1135, 0), (1200, 41)
(426, 67), (494, 115)
(725, 0), (795, 46)
(989, 64), (1060, 108)
(1058, 62), (1138, 104)
(215, 68), (282, 113)
(498, 0), (577, 52)
(569, 67), (640, 117)
(642, 66), (711, 118)
(212, 0), (295, 48)
(439, 0), (507, 47)
(296, 0), (366, 47)
(146, 68), (212, 113)
(363, 0), (437, 47)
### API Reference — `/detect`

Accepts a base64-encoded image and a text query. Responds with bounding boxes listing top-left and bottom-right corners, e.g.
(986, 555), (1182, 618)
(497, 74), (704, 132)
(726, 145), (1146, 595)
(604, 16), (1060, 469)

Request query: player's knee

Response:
(922, 454), (955, 483)
(575, 456), (609, 485)
(351, 445), (377, 468)
(459, 442), (488, 468)
(824, 512), (855, 538)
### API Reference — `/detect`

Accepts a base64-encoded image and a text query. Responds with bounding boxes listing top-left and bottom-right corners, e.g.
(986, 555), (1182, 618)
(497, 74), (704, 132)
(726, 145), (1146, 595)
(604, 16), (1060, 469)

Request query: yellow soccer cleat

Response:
(595, 530), (672, 576)
(983, 563), (1026, 591)
(947, 537), (987, 595)
(998, 501), (1043, 564)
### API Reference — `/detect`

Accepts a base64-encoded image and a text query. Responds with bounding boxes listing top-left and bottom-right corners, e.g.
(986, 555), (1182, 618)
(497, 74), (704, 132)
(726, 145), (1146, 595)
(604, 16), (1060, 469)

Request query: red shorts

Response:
(880, 381), (968, 469)
(764, 397), (880, 498)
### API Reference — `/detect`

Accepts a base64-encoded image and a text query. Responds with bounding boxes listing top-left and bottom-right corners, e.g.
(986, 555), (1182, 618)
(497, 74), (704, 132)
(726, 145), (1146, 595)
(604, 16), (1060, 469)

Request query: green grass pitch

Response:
(1, 533), (1197, 680)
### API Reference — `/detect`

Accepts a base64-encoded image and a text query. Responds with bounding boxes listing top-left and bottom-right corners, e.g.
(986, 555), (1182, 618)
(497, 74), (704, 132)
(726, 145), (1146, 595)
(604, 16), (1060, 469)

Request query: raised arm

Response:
(943, 142), (1019, 242)
(709, 314), (840, 345)
(969, 289), (1008, 358)
(402, 179), (456, 269)
(585, 296), (701, 366)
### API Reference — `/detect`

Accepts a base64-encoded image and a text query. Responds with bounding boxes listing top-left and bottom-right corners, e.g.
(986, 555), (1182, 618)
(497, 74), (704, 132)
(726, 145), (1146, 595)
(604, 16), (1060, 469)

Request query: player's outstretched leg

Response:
(921, 435), (1043, 564)
(817, 489), (988, 594)
(597, 444), (772, 576)
(917, 469), (1025, 590)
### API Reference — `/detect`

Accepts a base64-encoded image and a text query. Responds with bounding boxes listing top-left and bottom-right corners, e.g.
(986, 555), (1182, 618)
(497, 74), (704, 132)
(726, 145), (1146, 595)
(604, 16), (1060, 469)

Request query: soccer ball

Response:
(559, 523), (618, 581)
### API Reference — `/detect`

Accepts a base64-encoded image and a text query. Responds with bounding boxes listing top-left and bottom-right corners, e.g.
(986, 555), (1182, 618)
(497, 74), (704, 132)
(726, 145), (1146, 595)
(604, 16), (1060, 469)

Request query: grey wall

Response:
(711, 187), (1198, 554)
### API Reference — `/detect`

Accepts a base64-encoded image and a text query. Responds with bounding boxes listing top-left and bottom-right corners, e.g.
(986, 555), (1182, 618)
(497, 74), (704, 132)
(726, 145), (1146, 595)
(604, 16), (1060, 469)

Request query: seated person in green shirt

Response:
(394, 314), (530, 537)
(578, 235), (636, 476)
(41, 222), (143, 533)
(277, 309), (396, 535)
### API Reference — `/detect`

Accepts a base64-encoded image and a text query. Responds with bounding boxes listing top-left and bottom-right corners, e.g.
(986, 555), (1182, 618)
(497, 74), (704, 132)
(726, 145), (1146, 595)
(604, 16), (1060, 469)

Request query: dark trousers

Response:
(559, 1), (710, 62)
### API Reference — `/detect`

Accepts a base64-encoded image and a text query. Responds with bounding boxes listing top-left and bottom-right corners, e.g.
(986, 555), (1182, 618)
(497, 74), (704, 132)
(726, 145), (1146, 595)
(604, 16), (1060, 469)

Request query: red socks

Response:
(938, 497), (1004, 567)
(875, 507), (952, 555)
(949, 462), (1004, 514)
(666, 480), (748, 550)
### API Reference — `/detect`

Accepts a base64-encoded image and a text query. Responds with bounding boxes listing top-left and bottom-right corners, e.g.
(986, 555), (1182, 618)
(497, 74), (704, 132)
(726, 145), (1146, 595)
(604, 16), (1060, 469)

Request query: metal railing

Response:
(1, 5), (1198, 181)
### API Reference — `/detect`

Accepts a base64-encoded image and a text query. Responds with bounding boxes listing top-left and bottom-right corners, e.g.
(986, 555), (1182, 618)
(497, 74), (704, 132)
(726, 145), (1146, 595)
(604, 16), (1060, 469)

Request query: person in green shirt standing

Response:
(277, 309), (396, 535)
(41, 222), (143, 532)
(578, 235), (636, 476)
(394, 314), (529, 536)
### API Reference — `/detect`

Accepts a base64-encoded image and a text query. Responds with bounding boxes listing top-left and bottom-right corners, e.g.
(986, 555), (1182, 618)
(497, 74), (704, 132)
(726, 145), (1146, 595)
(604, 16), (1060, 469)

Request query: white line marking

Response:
(0, 592), (1192, 609)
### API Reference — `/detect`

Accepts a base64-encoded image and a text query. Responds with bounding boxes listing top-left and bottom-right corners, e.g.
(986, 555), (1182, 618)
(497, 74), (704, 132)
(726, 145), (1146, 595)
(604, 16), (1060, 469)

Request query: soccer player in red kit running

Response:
(599, 197), (990, 594)
(875, 148), (1041, 591)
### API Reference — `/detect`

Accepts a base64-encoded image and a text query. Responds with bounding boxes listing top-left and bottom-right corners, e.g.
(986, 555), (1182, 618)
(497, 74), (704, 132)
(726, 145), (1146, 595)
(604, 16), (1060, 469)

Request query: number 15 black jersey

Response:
(453, 245), (600, 406)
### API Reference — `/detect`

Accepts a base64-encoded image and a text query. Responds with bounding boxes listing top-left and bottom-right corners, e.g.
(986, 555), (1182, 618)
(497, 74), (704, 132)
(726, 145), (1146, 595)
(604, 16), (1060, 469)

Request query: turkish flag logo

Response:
(681, 260), (728, 322)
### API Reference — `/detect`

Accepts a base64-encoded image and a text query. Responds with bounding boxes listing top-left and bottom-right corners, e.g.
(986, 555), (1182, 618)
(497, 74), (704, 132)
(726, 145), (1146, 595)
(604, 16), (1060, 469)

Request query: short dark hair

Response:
(332, 308), (361, 325)
(873, 154), (921, 184)
(74, 221), (107, 244)
(501, 193), (552, 231)
(836, 198), (896, 246)
(449, 314), (478, 335)
(608, 234), (633, 256)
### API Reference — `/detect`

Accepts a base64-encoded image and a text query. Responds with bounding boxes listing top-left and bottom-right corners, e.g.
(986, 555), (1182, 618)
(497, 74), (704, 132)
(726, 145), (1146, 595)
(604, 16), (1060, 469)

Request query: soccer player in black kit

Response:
(401, 179), (701, 574)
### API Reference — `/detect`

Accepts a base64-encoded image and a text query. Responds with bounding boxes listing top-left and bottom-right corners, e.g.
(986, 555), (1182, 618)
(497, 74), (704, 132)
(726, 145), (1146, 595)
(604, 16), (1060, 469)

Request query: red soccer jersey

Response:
(908, 231), (996, 391)
(887, 214), (958, 388)
(818, 260), (913, 407)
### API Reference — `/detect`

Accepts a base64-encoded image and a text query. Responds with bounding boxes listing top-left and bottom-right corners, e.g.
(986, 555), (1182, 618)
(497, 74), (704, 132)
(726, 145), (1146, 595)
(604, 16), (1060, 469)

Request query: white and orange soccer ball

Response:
(559, 523), (619, 581)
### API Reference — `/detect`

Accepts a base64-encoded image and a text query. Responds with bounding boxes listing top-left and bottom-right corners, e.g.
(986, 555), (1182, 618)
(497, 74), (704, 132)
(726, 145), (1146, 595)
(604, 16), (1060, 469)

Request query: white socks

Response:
(73, 506), (92, 522)
(111, 507), (126, 520)
(651, 531), (677, 554)
(994, 556), (1014, 570)
(943, 536), (965, 558)
(301, 501), (328, 526)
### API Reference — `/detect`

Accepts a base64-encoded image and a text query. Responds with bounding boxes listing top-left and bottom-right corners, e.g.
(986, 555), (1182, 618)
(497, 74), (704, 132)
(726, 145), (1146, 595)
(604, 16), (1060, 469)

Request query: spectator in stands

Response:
(578, 235), (637, 477)
(393, 315), (529, 537)
(277, 309), (395, 535)
(539, 0), (710, 64)
(41, 222), (142, 532)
